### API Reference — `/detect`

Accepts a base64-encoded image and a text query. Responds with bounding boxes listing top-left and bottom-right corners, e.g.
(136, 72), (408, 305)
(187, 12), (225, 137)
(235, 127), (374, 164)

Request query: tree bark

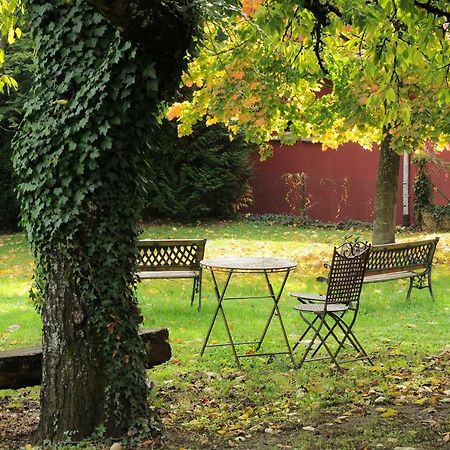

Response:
(372, 131), (401, 244)
(38, 250), (106, 441)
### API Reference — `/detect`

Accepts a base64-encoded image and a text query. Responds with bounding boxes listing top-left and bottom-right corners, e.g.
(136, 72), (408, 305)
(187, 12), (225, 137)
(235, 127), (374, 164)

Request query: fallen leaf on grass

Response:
(302, 426), (316, 432)
(380, 408), (397, 418)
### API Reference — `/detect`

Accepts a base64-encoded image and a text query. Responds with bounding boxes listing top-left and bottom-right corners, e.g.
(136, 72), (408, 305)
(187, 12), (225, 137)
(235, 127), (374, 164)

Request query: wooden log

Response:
(0, 328), (171, 390)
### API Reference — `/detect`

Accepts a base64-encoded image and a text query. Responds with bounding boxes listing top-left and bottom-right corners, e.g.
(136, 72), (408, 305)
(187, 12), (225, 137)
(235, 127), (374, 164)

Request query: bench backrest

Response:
(137, 239), (206, 272)
(366, 237), (439, 275)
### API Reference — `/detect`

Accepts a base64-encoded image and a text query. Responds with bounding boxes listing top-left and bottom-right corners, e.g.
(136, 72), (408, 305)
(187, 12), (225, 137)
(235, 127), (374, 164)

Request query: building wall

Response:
(244, 141), (450, 225)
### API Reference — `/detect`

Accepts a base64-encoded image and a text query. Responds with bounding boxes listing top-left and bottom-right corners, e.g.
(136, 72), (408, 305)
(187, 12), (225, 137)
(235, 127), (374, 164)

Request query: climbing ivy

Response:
(413, 158), (450, 230)
(13, 0), (168, 437)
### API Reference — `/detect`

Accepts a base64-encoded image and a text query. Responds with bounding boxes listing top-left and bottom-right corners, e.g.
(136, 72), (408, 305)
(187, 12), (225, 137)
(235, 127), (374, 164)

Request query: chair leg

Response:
(292, 314), (321, 351)
(297, 313), (325, 369)
(309, 311), (355, 358)
(321, 310), (361, 354)
(331, 313), (373, 365)
(297, 313), (342, 369)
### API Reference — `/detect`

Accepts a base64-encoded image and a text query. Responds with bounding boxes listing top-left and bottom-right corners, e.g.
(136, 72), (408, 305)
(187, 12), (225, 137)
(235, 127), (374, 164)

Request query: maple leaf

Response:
(242, 0), (261, 17)
(167, 103), (183, 120)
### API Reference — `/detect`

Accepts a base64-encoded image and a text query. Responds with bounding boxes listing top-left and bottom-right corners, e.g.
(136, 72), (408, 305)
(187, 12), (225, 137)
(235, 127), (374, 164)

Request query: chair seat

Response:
(294, 302), (349, 313)
(290, 292), (326, 302)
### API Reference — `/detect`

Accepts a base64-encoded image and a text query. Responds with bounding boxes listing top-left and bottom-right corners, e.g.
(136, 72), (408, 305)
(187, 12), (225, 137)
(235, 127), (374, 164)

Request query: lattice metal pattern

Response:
(137, 240), (206, 272)
(367, 243), (433, 271)
(326, 245), (369, 305)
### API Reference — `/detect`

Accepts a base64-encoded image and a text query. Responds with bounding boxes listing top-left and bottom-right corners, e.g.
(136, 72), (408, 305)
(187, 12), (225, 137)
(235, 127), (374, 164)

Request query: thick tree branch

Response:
(89, 0), (198, 97)
(299, 1), (346, 74)
(414, 0), (450, 22)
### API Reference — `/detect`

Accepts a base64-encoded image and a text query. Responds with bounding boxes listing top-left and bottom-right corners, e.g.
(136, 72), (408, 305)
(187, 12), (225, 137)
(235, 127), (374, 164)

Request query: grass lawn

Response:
(0, 221), (449, 449)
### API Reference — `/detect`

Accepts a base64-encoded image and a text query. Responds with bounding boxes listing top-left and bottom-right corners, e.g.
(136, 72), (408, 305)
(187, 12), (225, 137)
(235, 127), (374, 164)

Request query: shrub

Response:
(143, 120), (254, 220)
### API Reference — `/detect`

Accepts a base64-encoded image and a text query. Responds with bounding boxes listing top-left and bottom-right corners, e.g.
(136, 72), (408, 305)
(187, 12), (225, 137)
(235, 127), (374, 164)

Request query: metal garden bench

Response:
(364, 237), (439, 301)
(137, 239), (206, 309)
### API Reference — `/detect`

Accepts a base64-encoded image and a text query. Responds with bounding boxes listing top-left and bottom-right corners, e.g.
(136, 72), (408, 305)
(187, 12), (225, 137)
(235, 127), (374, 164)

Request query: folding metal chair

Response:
(290, 240), (372, 370)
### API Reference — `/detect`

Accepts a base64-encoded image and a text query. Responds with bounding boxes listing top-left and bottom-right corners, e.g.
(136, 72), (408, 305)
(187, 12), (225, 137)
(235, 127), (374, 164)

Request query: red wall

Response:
(244, 141), (450, 225)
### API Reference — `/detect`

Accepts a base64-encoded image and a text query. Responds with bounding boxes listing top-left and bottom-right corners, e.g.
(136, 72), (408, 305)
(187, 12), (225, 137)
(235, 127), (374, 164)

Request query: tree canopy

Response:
(171, 0), (449, 158)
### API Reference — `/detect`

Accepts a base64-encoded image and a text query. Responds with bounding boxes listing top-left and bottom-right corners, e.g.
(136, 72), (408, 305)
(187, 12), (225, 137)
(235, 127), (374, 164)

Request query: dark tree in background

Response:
(144, 120), (253, 220)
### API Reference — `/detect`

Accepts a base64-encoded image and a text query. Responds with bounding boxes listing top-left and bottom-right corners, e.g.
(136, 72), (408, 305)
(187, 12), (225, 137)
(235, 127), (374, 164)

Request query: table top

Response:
(200, 256), (297, 272)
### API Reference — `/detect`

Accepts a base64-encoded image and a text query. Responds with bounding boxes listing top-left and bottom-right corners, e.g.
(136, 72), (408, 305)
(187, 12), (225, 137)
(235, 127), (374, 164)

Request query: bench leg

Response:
(428, 272), (435, 301)
(198, 275), (202, 311)
(190, 278), (197, 308)
(190, 277), (202, 311)
(407, 273), (434, 301)
(406, 278), (414, 301)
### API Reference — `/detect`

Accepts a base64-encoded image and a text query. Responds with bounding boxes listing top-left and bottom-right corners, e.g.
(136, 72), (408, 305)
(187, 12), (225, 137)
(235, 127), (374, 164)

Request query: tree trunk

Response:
(372, 131), (401, 244)
(13, 0), (196, 443)
(38, 250), (106, 441)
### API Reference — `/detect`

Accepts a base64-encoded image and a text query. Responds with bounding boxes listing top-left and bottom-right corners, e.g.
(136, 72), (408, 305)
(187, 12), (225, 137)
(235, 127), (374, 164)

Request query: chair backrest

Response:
(326, 240), (370, 305)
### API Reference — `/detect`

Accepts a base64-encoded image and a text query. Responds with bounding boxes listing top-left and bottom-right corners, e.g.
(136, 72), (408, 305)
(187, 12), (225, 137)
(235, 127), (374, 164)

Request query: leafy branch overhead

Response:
(0, 0), (24, 93)
(171, 0), (449, 157)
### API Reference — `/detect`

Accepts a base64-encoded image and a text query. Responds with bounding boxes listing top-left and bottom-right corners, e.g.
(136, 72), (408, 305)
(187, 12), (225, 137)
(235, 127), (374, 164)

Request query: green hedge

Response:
(143, 120), (254, 220)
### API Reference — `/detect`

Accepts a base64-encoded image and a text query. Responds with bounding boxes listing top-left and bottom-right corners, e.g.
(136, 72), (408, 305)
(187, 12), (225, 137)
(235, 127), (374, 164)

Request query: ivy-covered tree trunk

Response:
(39, 250), (106, 439)
(13, 0), (196, 442)
(372, 131), (401, 244)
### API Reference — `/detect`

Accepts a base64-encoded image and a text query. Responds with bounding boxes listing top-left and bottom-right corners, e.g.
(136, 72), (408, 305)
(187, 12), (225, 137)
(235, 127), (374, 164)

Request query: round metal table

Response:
(200, 256), (297, 367)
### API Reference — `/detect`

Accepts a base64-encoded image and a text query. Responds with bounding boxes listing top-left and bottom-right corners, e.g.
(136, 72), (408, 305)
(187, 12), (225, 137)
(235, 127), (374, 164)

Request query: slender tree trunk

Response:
(372, 131), (401, 244)
(39, 251), (105, 441)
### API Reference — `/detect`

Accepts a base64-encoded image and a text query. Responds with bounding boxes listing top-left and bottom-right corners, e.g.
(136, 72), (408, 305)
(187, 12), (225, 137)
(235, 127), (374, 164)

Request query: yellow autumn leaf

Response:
(231, 70), (245, 80)
(167, 103), (183, 121)
(206, 116), (219, 126)
(242, 0), (262, 17)
(414, 397), (428, 405)
(380, 408), (397, 418)
(243, 95), (261, 107)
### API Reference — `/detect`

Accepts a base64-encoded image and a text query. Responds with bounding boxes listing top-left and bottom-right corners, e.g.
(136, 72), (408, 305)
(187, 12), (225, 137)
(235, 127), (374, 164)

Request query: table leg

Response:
(256, 270), (295, 364)
(200, 270), (241, 368)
